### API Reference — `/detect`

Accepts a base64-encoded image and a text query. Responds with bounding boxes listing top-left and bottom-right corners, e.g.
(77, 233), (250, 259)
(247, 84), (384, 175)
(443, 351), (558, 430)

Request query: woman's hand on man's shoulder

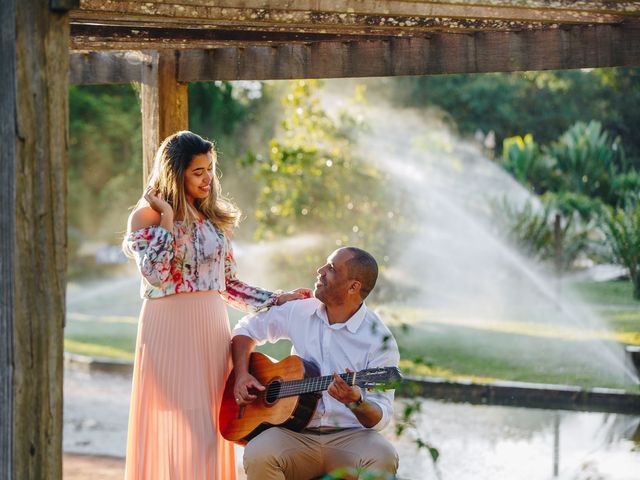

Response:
(275, 288), (314, 306)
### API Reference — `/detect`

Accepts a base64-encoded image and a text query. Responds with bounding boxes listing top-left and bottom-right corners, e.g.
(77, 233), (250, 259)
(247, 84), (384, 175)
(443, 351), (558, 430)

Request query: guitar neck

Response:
(276, 372), (356, 399)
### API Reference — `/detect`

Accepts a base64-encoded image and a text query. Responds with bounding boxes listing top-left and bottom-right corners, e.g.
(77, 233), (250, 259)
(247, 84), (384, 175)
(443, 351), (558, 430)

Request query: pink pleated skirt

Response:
(125, 291), (237, 480)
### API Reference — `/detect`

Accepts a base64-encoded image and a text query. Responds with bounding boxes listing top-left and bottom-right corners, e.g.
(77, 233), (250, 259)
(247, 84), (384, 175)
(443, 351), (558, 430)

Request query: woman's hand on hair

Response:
(275, 288), (314, 306)
(144, 186), (173, 217)
(144, 186), (174, 230)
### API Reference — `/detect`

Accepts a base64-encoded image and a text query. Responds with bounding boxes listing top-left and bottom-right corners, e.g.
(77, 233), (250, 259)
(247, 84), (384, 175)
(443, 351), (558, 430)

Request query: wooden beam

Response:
(70, 24), (376, 51)
(69, 21), (640, 86)
(67, 16), (629, 50)
(69, 0), (640, 52)
(0, 1), (16, 474)
(69, 50), (143, 84)
(71, 0), (638, 32)
(141, 50), (189, 183)
(1, 1), (68, 479)
(176, 22), (640, 81)
(68, 0), (640, 53)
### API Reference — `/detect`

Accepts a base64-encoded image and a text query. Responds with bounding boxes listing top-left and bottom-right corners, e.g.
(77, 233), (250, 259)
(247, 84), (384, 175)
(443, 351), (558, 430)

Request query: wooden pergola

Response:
(2, 1), (639, 478)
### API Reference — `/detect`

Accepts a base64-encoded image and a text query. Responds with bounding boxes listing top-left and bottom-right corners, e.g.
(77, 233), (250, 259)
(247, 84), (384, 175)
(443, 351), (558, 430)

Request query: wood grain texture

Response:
(69, 23), (376, 51)
(141, 50), (160, 183)
(69, 50), (144, 84)
(69, 21), (640, 85)
(141, 50), (189, 183)
(71, 0), (637, 27)
(176, 22), (640, 81)
(0, 1), (17, 475)
(67, 1), (640, 78)
(68, 0), (640, 52)
(2, 1), (69, 479)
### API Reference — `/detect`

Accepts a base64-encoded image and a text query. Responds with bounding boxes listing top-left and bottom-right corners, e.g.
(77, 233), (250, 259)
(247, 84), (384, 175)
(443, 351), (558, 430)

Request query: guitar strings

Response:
(260, 368), (394, 399)
(265, 372), (354, 398)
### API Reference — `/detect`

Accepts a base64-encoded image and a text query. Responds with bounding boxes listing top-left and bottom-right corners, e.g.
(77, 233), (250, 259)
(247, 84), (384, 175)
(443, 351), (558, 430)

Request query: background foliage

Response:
(69, 69), (639, 297)
(389, 68), (640, 169)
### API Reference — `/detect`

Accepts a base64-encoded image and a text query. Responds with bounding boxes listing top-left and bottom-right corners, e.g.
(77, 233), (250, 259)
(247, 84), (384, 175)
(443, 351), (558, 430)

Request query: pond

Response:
(394, 399), (640, 480)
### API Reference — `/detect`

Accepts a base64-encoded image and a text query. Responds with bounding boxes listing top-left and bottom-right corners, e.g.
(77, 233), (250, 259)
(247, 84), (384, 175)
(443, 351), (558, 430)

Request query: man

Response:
(231, 247), (400, 480)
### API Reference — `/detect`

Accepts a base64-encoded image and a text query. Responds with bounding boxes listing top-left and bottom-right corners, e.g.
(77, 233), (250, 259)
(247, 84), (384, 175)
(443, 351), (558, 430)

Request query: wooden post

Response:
(0, 2), (16, 476)
(141, 50), (189, 184)
(1, 1), (69, 479)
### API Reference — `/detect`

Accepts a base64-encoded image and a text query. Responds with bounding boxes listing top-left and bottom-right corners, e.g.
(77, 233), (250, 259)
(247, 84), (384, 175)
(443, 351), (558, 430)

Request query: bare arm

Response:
(231, 335), (264, 405)
(348, 395), (383, 429)
(129, 188), (174, 233)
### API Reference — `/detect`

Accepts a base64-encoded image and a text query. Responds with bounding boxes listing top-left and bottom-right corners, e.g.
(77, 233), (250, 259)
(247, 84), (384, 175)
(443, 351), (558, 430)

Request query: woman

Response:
(123, 131), (309, 479)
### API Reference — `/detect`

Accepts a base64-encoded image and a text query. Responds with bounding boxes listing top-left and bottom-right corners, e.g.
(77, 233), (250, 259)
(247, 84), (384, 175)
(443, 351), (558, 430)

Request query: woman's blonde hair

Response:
(127, 130), (240, 238)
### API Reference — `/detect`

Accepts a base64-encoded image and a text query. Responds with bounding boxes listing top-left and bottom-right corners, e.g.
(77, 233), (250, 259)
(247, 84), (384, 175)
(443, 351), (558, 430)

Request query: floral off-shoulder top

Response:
(126, 220), (276, 312)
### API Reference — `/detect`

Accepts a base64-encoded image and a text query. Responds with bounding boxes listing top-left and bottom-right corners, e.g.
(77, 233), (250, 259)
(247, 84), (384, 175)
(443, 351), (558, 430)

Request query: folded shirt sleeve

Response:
(220, 235), (278, 312)
(232, 301), (296, 345)
(364, 335), (401, 431)
(126, 226), (175, 287)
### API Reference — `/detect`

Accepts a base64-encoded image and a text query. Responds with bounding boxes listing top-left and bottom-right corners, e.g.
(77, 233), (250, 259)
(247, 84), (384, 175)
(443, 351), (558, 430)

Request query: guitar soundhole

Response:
(264, 381), (281, 405)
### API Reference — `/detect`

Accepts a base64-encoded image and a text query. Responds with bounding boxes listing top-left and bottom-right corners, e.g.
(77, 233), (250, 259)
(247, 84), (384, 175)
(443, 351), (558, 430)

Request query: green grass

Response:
(569, 279), (640, 307)
(64, 304), (293, 363)
(385, 278), (640, 391)
(391, 315), (638, 390)
(571, 279), (640, 347)
(64, 313), (138, 361)
(64, 279), (640, 391)
(65, 338), (135, 361)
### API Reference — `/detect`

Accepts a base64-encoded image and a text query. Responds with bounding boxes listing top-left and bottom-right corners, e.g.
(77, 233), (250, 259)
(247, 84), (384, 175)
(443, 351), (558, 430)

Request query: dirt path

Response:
(63, 453), (249, 479)
(63, 453), (125, 480)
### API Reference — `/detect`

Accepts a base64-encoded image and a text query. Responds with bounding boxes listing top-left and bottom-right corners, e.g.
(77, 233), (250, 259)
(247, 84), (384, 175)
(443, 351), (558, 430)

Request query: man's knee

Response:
(361, 435), (398, 473)
(243, 431), (284, 471)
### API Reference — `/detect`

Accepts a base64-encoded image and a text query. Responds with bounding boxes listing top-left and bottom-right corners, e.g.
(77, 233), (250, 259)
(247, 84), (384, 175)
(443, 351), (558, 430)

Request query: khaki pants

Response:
(243, 427), (398, 480)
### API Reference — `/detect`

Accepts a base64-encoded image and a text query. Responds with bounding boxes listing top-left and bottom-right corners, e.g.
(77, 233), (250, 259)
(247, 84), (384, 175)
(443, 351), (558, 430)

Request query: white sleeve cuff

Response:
(366, 394), (392, 431)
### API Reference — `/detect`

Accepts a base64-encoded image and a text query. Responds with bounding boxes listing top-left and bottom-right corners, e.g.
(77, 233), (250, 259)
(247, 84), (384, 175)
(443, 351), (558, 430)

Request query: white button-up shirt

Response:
(232, 298), (400, 431)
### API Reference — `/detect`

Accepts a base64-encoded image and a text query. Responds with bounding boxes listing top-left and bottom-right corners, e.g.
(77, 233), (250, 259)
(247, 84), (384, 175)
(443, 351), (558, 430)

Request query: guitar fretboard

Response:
(269, 372), (357, 399)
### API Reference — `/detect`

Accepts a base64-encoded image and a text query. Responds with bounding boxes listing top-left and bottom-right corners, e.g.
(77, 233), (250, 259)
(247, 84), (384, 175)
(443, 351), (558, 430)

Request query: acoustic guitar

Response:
(219, 352), (402, 445)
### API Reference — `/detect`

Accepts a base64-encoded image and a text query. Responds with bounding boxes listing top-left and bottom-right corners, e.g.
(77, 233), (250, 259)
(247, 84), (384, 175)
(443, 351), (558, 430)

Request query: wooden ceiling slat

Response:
(69, 20), (559, 44)
(69, 22), (637, 84)
(67, 23), (562, 51)
(140, 0), (637, 13)
(69, 0), (640, 50)
(69, 24), (385, 50)
(174, 23), (639, 81)
(69, 50), (144, 84)
(74, 0), (640, 19)
(72, 0), (636, 31)
(68, 2), (640, 78)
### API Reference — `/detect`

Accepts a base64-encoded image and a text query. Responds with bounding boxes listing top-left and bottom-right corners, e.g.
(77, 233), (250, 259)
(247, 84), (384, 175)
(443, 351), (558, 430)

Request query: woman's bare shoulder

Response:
(129, 207), (162, 232)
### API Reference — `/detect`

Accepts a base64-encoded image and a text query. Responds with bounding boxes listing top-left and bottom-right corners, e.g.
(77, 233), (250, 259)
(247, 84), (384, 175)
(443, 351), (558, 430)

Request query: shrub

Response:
(601, 200), (640, 299)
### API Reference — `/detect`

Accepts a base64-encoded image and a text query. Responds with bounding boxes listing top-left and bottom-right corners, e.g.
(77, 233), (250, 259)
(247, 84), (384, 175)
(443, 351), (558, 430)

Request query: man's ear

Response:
(348, 280), (362, 297)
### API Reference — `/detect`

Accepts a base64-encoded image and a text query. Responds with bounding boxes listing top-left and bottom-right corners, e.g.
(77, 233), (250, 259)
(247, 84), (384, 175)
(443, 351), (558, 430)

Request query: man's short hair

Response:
(344, 247), (378, 300)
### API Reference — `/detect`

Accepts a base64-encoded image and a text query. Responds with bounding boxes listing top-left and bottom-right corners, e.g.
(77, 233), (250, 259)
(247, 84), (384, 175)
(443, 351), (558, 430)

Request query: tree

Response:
(601, 201), (640, 299)
(502, 121), (639, 208)
(244, 80), (409, 291)
(499, 122), (639, 289)
(493, 194), (595, 273)
(389, 69), (640, 169)
(68, 84), (142, 254)
(502, 134), (552, 194)
(545, 121), (630, 206)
